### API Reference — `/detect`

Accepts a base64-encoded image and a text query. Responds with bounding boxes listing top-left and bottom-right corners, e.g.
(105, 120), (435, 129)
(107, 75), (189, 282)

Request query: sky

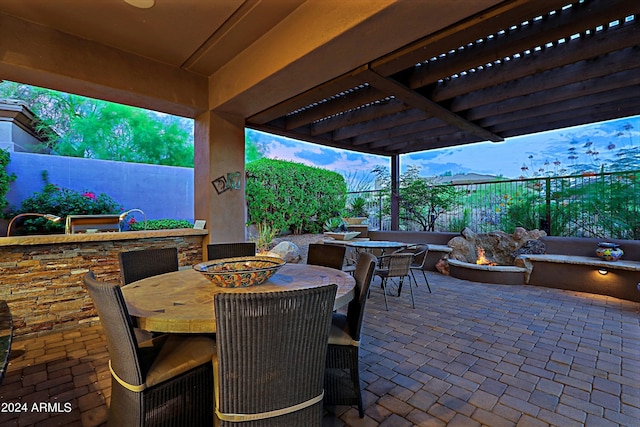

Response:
(250, 115), (639, 180)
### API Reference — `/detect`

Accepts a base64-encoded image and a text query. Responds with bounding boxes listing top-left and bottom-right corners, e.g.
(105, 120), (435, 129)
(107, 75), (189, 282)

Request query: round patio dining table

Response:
(122, 263), (355, 334)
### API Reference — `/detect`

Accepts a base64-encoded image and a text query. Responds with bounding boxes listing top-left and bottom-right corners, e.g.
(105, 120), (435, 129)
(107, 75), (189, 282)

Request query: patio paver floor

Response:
(1, 272), (638, 426)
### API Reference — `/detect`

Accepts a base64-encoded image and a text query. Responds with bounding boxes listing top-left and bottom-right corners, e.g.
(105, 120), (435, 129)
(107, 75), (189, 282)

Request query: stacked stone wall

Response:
(0, 236), (204, 337)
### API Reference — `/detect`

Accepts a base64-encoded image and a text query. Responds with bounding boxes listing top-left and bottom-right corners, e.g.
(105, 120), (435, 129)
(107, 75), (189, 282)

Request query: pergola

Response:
(0, 0), (637, 240)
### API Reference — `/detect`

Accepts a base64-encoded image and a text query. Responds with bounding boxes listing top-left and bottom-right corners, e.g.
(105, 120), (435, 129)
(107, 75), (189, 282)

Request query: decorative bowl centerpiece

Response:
(193, 256), (285, 288)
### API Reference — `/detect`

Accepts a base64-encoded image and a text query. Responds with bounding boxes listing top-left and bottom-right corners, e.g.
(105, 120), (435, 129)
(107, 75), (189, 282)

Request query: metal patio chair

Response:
(374, 252), (415, 310)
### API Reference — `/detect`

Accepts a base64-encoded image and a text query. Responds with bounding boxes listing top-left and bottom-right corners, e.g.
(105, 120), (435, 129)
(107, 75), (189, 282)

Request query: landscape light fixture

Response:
(6, 213), (62, 236)
(598, 269), (608, 275)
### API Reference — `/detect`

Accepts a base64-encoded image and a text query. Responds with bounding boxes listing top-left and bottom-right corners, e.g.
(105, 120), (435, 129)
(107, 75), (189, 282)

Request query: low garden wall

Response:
(368, 230), (640, 303)
(5, 152), (195, 222)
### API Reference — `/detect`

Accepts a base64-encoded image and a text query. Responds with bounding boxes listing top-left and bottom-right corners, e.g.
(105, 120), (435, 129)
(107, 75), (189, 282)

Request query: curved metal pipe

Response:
(118, 209), (147, 231)
(6, 213), (62, 237)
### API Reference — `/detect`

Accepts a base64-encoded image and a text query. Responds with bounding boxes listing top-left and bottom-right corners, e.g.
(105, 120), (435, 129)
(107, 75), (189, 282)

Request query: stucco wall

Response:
(5, 152), (195, 222)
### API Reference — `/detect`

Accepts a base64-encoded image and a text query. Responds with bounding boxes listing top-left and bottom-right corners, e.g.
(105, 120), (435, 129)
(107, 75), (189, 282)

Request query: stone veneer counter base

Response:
(0, 229), (208, 337)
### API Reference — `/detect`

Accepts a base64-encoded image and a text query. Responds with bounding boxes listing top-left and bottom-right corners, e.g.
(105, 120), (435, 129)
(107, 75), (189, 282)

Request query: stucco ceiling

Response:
(0, 0), (638, 156)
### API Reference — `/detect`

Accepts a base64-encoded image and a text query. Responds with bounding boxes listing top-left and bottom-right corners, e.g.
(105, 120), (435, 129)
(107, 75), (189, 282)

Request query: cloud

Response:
(252, 115), (639, 179)
(295, 148), (341, 165)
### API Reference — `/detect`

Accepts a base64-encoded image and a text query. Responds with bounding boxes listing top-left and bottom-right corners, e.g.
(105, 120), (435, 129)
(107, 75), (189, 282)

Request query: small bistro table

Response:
(122, 263), (355, 334)
(345, 240), (414, 262)
(345, 240), (411, 252)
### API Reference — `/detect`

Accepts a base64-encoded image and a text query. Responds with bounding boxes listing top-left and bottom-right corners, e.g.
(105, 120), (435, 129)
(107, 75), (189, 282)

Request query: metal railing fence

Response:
(347, 170), (640, 239)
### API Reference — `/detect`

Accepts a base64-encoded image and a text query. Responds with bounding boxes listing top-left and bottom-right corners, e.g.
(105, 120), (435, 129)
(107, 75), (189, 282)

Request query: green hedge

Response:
(129, 219), (193, 230)
(246, 158), (346, 234)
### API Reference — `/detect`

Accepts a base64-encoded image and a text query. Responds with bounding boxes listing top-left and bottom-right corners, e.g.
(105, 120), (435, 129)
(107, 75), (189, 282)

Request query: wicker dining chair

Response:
(207, 242), (256, 261)
(83, 271), (215, 427)
(374, 253), (415, 310)
(118, 247), (179, 286)
(324, 252), (376, 418)
(118, 247), (179, 342)
(307, 243), (346, 270)
(213, 285), (337, 426)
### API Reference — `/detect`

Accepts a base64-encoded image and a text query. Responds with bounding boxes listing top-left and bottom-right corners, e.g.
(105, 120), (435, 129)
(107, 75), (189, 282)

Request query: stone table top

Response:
(122, 263), (355, 334)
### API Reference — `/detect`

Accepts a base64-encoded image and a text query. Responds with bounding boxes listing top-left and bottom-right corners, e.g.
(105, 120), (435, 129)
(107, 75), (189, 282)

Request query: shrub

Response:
(0, 149), (16, 217)
(129, 219), (193, 230)
(248, 221), (278, 252)
(246, 159), (346, 234)
(15, 171), (122, 234)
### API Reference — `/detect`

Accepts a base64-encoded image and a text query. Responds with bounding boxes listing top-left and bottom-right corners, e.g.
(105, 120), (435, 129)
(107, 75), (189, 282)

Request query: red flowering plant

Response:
(14, 174), (122, 235)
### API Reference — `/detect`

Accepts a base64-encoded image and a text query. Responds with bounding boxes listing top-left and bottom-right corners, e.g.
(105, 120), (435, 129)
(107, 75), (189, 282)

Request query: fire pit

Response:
(442, 227), (545, 285)
(447, 259), (527, 285)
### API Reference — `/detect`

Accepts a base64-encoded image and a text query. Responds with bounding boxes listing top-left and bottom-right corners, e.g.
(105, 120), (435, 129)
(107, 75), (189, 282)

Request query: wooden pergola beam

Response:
(434, 25), (640, 106)
(406, 0), (639, 90)
(247, 123), (390, 156)
(284, 85), (387, 130)
(352, 117), (444, 147)
(338, 109), (431, 143)
(499, 98), (640, 138)
(467, 67), (640, 121)
(309, 98), (409, 136)
(371, 0), (571, 76)
(480, 85), (640, 130)
(247, 67), (367, 125)
(361, 67), (503, 143)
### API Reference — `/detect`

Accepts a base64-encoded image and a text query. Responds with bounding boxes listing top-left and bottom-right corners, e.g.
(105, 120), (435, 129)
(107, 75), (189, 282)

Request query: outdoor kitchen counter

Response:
(0, 228), (208, 338)
(0, 228), (208, 246)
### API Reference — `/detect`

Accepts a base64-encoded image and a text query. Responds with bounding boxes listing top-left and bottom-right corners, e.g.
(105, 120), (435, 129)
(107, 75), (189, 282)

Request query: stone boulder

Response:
(447, 227), (547, 265)
(266, 241), (302, 263)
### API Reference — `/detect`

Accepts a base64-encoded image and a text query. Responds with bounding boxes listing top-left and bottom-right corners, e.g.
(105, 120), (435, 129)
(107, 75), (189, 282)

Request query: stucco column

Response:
(194, 111), (246, 245)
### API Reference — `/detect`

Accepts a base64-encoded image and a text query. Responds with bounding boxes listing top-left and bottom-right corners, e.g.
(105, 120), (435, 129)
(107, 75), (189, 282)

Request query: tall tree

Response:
(373, 165), (462, 231)
(0, 81), (194, 167)
(245, 129), (268, 163)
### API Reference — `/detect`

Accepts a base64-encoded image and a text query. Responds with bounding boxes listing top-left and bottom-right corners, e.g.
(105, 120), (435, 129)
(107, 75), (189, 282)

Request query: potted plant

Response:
(323, 217), (359, 240)
(343, 197), (368, 225)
